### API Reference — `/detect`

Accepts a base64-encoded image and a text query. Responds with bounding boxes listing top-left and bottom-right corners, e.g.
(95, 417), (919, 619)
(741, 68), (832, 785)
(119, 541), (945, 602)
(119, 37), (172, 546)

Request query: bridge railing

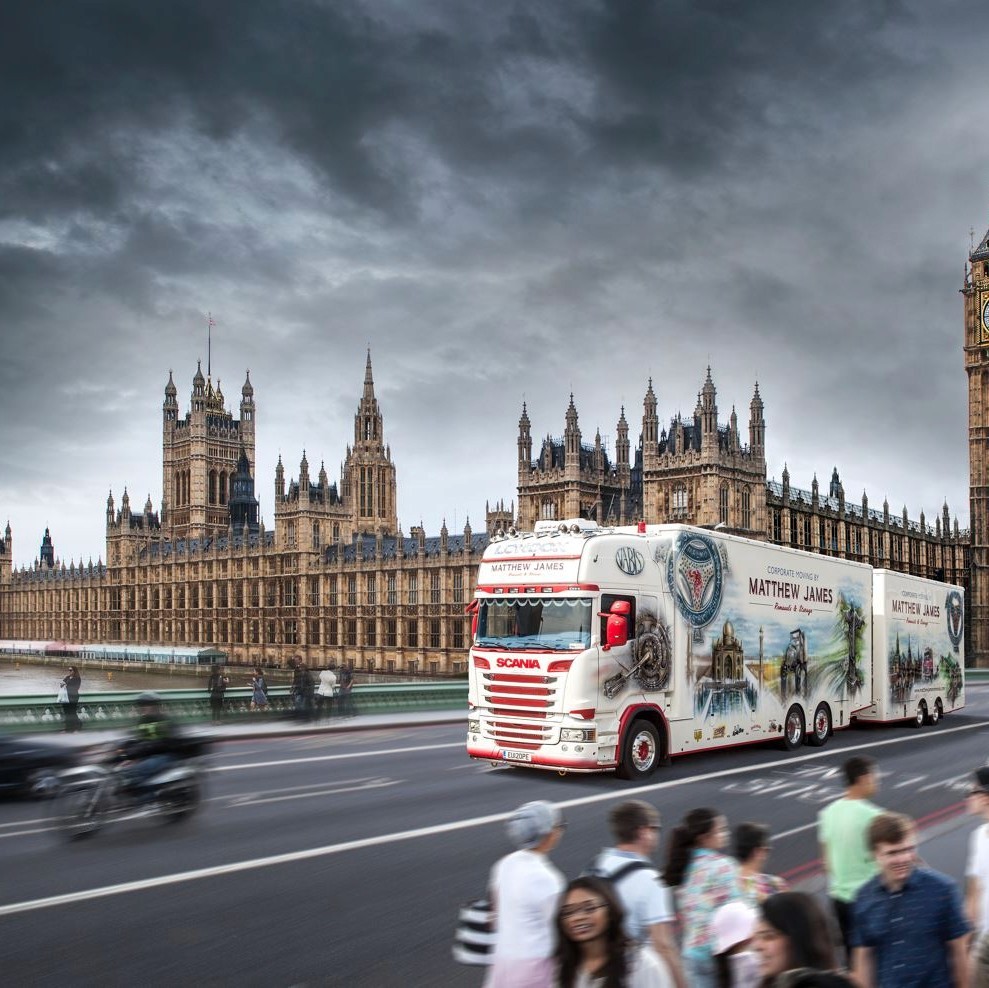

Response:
(0, 682), (467, 734)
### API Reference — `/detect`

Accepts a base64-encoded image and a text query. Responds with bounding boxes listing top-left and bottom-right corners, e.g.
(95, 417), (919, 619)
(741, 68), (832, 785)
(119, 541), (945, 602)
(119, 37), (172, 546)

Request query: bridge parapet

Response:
(0, 682), (467, 734)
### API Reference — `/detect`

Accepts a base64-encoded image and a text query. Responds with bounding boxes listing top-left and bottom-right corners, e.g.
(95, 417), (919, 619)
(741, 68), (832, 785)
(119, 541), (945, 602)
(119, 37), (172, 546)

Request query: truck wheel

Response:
(911, 702), (927, 728)
(618, 720), (661, 780)
(927, 701), (941, 726)
(807, 703), (831, 747)
(782, 705), (805, 751)
(935, 699), (944, 721)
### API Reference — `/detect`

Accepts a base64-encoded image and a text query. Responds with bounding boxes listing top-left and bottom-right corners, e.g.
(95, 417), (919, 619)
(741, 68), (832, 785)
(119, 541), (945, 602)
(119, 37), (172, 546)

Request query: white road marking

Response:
(227, 777), (396, 806)
(0, 719), (986, 918)
(213, 741), (464, 772)
(771, 821), (818, 841)
(893, 775), (927, 789)
(919, 771), (971, 793)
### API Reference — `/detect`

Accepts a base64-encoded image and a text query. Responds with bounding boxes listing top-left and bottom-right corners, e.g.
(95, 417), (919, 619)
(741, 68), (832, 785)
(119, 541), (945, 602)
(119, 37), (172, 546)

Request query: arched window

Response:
(719, 484), (729, 525)
(208, 470), (217, 505)
(741, 488), (751, 529)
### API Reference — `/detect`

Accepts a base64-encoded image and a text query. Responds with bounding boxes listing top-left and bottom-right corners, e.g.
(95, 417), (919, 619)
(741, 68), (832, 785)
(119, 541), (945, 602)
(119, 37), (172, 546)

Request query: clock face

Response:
(981, 292), (989, 345)
(984, 296), (989, 331)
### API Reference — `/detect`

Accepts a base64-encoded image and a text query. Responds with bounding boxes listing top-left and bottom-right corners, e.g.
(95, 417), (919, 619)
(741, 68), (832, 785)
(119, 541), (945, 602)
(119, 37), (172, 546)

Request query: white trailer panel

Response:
(861, 570), (965, 724)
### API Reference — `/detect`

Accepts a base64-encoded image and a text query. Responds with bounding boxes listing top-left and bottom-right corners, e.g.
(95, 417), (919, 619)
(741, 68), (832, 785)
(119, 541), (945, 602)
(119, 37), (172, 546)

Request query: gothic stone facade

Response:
(3, 216), (989, 666)
(965, 223), (989, 664)
(519, 369), (971, 653)
(0, 354), (489, 673)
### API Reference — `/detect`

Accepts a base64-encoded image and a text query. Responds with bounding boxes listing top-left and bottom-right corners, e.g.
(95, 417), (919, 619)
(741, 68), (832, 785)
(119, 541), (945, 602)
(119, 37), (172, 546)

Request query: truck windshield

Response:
(474, 597), (593, 650)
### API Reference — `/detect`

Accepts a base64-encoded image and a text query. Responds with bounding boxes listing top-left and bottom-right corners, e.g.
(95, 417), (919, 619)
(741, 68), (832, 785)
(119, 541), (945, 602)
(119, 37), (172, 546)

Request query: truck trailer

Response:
(465, 520), (965, 778)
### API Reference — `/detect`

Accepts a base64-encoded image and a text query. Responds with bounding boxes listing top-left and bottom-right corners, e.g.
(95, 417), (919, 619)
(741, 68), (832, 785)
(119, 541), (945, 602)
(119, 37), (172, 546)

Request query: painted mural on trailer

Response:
(886, 587), (963, 707)
(654, 532), (868, 725)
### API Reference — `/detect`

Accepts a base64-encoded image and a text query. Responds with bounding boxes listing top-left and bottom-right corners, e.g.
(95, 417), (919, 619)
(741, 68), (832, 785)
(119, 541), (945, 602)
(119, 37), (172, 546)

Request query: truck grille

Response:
(481, 672), (559, 746)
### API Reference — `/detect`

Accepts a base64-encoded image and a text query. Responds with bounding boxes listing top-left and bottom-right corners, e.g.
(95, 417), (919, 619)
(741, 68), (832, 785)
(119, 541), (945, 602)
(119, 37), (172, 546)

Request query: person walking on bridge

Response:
(850, 812), (970, 988)
(965, 767), (989, 986)
(818, 755), (882, 954)
(315, 664), (337, 721)
(60, 665), (82, 732)
(485, 800), (566, 988)
(588, 800), (685, 988)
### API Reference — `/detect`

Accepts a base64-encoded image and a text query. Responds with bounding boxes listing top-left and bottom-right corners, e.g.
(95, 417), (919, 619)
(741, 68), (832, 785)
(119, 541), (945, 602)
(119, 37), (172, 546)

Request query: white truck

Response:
(466, 520), (965, 778)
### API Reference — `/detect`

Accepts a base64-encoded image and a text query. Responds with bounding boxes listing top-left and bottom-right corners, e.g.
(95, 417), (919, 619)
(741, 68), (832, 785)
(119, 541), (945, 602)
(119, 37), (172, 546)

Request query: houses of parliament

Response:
(2, 221), (989, 670)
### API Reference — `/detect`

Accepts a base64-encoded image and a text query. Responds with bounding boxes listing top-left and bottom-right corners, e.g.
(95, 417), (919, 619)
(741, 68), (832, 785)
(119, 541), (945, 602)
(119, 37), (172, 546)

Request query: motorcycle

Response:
(53, 736), (211, 840)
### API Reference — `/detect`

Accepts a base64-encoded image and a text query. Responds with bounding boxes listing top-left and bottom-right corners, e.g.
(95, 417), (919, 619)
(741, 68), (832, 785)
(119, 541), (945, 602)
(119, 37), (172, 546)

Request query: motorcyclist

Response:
(117, 692), (182, 791)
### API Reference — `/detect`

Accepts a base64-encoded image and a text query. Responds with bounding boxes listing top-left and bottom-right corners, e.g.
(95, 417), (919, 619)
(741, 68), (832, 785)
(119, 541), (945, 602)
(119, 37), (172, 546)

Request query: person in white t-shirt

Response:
(589, 800), (685, 988)
(966, 766), (989, 986)
(484, 800), (566, 988)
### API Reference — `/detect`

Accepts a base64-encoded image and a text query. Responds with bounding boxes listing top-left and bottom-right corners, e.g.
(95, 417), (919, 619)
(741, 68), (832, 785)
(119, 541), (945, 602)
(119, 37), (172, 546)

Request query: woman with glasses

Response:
(555, 876), (672, 988)
(663, 807), (740, 988)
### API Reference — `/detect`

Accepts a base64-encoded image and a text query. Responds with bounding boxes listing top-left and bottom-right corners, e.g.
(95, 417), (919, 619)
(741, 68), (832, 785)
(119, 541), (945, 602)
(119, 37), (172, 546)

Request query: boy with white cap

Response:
(485, 800), (566, 988)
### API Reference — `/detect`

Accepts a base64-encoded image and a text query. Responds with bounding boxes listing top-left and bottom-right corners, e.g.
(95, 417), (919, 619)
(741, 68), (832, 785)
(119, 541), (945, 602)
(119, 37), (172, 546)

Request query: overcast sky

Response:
(1, 1), (987, 568)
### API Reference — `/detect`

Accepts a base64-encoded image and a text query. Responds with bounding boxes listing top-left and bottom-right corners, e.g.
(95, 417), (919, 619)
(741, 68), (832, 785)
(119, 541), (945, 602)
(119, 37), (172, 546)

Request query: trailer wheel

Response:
(935, 698), (944, 721)
(807, 703), (831, 747)
(927, 701), (941, 726)
(782, 705), (805, 751)
(618, 720), (661, 780)
(911, 702), (927, 728)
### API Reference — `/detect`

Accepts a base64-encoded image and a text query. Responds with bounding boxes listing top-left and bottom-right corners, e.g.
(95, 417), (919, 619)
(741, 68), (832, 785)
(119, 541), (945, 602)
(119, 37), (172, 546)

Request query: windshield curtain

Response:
(474, 597), (593, 650)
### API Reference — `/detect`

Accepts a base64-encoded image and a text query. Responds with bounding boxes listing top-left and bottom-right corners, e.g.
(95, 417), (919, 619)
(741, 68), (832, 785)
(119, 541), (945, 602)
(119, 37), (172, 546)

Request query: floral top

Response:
(678, 848), (740, 960)
(739, 870), (787, 905)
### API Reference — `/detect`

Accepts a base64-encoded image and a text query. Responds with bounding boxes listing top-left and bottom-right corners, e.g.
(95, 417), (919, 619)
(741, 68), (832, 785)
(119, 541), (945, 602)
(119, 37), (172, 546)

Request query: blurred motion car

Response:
(0, 735), (84, 798)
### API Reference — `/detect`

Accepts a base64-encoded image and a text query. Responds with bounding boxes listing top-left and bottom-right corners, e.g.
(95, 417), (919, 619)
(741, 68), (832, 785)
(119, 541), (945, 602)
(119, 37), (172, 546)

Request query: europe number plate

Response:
(502, 750), (532, 762)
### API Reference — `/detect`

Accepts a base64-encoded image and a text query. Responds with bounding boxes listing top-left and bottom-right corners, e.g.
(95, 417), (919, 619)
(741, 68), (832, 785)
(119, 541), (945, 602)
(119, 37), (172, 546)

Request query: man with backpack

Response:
(588, 799), (686, 988)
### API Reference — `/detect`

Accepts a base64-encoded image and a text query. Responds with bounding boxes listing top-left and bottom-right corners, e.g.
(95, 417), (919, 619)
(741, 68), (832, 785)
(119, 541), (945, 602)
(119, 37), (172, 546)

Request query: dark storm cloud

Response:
(0, 2), (928, 230)
(0, 0), (984, 563)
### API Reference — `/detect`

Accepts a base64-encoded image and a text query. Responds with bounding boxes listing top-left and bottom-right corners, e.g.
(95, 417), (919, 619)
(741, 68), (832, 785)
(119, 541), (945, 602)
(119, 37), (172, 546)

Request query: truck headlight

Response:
(560, 728), (596, 742)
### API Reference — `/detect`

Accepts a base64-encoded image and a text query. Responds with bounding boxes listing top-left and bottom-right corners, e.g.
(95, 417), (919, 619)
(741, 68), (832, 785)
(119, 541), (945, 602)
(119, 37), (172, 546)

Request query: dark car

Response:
(0, 735), (83, 798)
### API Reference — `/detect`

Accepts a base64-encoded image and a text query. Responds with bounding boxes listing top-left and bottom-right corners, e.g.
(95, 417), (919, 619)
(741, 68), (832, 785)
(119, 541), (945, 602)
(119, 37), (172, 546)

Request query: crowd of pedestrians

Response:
(473, 754), (989, 988)
(200, 657), (357, 722)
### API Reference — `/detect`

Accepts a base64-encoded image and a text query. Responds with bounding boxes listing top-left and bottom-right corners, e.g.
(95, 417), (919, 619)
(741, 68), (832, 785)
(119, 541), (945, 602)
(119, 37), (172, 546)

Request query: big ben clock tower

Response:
(964, 223), (989, 666)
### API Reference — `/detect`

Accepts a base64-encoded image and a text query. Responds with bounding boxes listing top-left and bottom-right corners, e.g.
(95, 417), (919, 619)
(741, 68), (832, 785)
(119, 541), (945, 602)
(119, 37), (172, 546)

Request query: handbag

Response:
(56, 684), (69, 704)
(452, 896), (495, 966)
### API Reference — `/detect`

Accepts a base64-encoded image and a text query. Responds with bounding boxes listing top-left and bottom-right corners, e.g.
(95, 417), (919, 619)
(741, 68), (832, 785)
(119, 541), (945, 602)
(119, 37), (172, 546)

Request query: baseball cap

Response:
(711, 900), (757, 955)
(505, 801), (563, 849)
